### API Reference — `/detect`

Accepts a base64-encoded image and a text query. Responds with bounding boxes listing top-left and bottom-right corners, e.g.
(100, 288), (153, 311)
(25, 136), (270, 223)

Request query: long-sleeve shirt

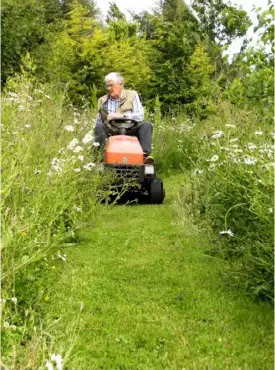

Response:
(96, 92), (144, 125)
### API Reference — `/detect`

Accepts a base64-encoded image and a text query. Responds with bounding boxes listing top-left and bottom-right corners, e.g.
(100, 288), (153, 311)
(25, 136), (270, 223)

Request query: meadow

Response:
(1, 77), (273, 368)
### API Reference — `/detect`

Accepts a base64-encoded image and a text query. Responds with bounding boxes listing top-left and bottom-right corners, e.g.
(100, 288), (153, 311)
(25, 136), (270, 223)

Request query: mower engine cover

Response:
(104, 135), (143, 165)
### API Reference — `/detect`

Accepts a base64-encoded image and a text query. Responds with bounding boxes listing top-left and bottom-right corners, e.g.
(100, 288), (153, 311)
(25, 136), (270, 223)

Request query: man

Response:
(95, 72), (153, 161)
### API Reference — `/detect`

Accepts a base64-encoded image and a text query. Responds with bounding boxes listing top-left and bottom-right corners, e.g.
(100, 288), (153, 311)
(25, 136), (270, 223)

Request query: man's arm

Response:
(124, 93), (144, 122)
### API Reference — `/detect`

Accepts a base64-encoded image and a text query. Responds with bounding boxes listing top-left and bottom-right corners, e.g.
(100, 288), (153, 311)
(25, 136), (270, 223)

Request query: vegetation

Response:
(1, 0), (274, 367)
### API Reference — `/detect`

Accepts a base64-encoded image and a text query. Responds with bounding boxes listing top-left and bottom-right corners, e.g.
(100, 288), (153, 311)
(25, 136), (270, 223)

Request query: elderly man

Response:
(95, 72), (153, 160)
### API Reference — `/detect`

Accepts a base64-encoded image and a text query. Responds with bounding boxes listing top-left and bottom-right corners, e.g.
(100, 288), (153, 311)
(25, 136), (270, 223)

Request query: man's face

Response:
(106, 80), (123, 99)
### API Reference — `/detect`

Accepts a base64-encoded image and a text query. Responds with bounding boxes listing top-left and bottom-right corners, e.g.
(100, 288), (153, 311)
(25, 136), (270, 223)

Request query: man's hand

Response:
(107, 113), (124, 121)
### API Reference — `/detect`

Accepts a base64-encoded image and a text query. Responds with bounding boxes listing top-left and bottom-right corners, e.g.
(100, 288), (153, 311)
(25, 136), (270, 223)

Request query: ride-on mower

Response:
(103, 118), (165, 204)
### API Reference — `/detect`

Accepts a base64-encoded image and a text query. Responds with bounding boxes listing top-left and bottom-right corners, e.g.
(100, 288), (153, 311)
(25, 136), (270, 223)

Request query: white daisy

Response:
(73, 146), (83, 153)
(219, 229), (234, 236)
(83, 163), (96, 171)
(64, 125), (75, 132)
(82, 132), (94, 144)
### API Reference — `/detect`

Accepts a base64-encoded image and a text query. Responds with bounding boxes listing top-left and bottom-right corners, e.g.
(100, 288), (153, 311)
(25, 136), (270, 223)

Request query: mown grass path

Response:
(46, 176), (273, 370)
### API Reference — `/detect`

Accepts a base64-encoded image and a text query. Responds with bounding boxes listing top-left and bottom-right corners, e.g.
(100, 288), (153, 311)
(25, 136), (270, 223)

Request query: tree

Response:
(106, 2), (126, 23)
(1, 0), (46, 83)
(225, 2), (274, 119)
(185, 42), (218, 117)
(191, 0), (251, 45)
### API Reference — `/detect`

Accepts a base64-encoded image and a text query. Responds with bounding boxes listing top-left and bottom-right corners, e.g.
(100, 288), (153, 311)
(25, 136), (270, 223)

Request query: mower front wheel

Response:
(149, 178), (165, 204)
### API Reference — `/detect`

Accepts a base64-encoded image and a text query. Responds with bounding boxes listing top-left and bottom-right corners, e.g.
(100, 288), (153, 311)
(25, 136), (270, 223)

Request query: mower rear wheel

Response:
(149, 178), (165, 204)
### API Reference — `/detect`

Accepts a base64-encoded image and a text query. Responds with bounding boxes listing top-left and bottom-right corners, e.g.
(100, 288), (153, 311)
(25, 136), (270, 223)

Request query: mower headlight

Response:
(144, 165), (154, 175)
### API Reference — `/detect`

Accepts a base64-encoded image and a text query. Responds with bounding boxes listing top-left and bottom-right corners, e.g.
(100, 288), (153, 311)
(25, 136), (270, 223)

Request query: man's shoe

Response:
(144, 155), (154, 164)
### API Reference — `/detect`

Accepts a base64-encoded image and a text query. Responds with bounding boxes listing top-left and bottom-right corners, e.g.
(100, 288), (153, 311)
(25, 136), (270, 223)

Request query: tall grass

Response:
(1, 76), (106, 364)
(153, 102), (274, 300)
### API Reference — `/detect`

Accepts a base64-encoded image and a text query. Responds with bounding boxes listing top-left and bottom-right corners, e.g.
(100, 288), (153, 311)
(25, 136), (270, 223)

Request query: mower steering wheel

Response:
(109, 117), (139, 125)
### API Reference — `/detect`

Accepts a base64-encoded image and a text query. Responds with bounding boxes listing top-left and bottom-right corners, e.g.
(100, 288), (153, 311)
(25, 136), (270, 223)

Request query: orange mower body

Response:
(104, 135), (143, 165)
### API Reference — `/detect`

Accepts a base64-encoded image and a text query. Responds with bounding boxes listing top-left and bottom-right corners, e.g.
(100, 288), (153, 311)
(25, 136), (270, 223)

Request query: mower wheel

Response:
(149, 178), (165, 204)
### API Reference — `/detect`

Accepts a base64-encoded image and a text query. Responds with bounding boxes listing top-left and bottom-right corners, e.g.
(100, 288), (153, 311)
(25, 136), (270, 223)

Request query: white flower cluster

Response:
(82, 131), (94, 144)
(67, 138), (79, 150)
(51, 158), (64, 174)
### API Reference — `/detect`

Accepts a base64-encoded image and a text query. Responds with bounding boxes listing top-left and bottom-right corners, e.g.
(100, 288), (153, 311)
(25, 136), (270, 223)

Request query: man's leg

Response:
(137, 122), (153, 155)
(95, 121), (107, 147)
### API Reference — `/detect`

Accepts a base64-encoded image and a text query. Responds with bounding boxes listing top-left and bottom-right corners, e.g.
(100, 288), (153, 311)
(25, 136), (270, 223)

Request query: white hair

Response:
(105, 72), (124, 85)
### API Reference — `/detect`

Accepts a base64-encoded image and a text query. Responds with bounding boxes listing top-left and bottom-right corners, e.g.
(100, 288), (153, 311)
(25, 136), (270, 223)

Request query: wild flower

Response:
(56, 253), (67, 262)
(255, 131), (263, 135)
(219, 229), (234, 236)
(93, 142), (100, 147)
(208, 163), (216, 171)
(233, 149), (243, 153)
(45, 361), (54, 370)
(8, 92), (18, 98)
(51, 354), (63, 370)
(73, 205), (82, 212)
(82, 132), (94, 144)
(207, 154), (219, 162)
(64, 125), (75, 132)
(78, 155), (84, 161)
(230, 138), (239, 143)
(211, 131), (223, 139)
(24, 124), (31, 129)
(262, 162), (274, 169)
(3, 321), (9, 329)
(73, 146), (83, 153)
(246, 143), (257, 150)
(45, 95), (52, 100)
(19, 105), (25, 111)
(67, 138), (79, 150)
(225, 124), (236, 128)
(243, 156), (257, 165)
(83, 163), (95, 171)
(34, 169), (41, 175)
(10, 297), (17, 304)
(194, 169), (203, 175)
(74, 168), (81, 173)
(58, 148), (65, 154)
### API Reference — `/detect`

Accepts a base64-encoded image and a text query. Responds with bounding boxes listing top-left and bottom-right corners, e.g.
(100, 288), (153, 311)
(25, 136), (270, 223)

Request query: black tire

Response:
(149, 178), (165, 204)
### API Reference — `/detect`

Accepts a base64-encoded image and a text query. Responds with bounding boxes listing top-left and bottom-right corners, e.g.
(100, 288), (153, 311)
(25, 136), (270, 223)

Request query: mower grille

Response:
(105, 164), (141, 182)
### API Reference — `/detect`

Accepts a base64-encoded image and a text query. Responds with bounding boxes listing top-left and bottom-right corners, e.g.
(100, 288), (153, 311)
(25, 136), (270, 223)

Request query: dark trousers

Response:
(95, 121), (153, 155)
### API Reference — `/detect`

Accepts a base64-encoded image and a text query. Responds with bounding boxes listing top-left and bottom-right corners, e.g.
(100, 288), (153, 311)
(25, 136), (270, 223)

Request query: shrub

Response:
(157, 102), (274, 300)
